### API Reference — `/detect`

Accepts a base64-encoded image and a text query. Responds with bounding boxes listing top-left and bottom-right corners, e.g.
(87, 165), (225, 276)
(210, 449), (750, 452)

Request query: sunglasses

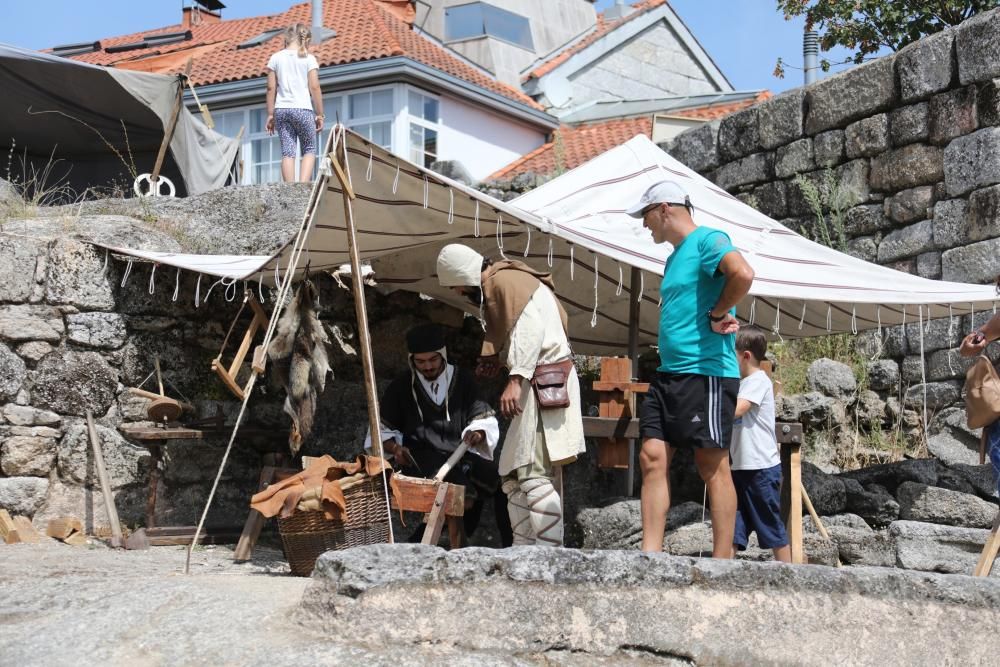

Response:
(641, 202), (682, 216)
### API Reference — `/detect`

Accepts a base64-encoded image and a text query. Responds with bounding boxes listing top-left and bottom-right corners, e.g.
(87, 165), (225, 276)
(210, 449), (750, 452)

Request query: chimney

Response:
(803, 29), (819, 85)
(603, 0), (634, 21)
(311, 0), (337, 43)
(182, 7), (221, 29)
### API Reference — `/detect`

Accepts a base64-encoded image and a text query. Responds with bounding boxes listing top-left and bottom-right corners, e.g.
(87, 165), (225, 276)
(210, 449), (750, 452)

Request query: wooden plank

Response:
(447, 516), (464, 549)
(0, 509), (21, 544)
(974, 509), (1000, 576)
(780, 442), (804, 564)
(12, 516), (39, 543)
(420, 484), (450, 546)
(233, 466), (278, 562)
(583, 415), (641, 440)
(86, 411), (124, 549)
(592, 381), (650, 393)
(391, 475), (464, 517)
(149, 61), (191, 186)
(46, 517), (83, 540)
(63, 531), (88, 546)
(146, 527), (242, 547)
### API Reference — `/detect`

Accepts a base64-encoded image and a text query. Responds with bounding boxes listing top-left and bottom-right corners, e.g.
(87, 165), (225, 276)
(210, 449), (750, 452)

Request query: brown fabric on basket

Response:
(251, 454), (399, 521)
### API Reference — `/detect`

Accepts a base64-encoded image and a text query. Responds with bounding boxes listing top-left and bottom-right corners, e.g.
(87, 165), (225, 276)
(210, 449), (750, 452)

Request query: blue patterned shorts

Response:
(274, 108), (316, 158)
(985, 420), (1000, 496)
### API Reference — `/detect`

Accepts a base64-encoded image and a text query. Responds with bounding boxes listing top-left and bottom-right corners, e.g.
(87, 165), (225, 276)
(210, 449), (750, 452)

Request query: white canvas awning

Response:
(100, 129), (998, 354)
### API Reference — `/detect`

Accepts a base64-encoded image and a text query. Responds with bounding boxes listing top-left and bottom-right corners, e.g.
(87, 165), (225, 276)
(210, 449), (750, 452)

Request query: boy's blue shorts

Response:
(733, 464), (789, 550)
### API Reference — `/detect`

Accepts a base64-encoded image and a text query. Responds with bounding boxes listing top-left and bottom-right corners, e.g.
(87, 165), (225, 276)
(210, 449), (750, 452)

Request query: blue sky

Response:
(0, 1), (858, 94)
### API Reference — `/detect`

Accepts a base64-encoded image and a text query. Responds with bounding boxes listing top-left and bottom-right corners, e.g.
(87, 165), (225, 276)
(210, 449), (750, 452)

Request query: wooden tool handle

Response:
(433, 441), (470, 482)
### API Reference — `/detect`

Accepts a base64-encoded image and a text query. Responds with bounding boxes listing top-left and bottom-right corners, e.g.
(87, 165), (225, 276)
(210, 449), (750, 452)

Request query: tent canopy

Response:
(98, 128), (998, 354)
(0, 43), (239, 198)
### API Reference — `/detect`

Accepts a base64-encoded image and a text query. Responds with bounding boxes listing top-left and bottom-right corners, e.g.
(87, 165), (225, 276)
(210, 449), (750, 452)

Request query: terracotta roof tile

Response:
(525, 0), (666, 81)
(64, 0), (540, 109)
(487, 92), (770, 181)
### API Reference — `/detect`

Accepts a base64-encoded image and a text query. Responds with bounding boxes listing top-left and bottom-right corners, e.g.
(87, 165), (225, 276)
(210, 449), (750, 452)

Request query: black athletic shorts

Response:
(640, 373), (739, 449)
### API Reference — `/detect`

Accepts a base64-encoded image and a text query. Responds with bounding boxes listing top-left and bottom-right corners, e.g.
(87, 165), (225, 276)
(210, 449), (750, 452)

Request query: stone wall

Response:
(665, 8), (1000, 458)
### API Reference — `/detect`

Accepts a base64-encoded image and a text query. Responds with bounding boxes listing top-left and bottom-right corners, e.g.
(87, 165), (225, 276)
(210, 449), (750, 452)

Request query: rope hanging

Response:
(474, 200), (480, 237)
(851, 304), (858, 335)
(257, 272), (266, 304)
(120, 259), (134, 288)
(749, 297), (757, 325)
(523, 224), (531, 257)
(495, 211), (506, 258)
(637, 271), (644, 303)
(799, 302), (807, 330)
(365, 146), (373, 182)
(591, 254), (599, 328)
(773, 300), (781, 334)
(172, 269), (180, 302)
(447, 189), (454, 225)
(826, 304), (832, 332)
(195, 274), (202, 308)
(148, 264), (157, 295)
(422, 175), (429, 209)
(547, 238), (553, 267)
(392, 163), (400, 194)
(616, 264), (623, 296)
(569, 245), (575, 280)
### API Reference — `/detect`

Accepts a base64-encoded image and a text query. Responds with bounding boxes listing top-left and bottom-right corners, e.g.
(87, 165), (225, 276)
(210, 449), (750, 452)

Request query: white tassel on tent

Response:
(851, 304), (858, 335)
(474, 200), (480, 237)
(148, 264), (157, 295)
(547, 238), (553, 267)
(591, 255), (599, 328)
(447, 189), (454, 225)
(569, 245), (575, 280)
(523, 224), (531, 257)
(826, 304), (832, 332)
(637, 271), (644, 303)
(257, 272), (266, 304)
(195, 274), (202, 308)
(616, 264), (623, 296)
(876, 306), (882, 339)
(392, 163), (400, 194)
(901, 305), (907, 329)
(366, 147), (373, 182)
(798, 302), (807, 330)
(422, 175), (429, 209)
(925, 304), (932, 333)
(495, 212), (506, 258)
(773, 300), (781, 334)
(172, 269), (180, 302)
(120, 259), (134, 288)
(749, 297), (757, 325)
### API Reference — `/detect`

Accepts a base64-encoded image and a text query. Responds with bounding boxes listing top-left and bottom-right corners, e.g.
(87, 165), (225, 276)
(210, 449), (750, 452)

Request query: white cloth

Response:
(498, 284), (585, 476)
(267, 49), (319, 110)
(416, 364), (452, 406)
(436, 244), (484, 287)
(730, 369), (780, 470)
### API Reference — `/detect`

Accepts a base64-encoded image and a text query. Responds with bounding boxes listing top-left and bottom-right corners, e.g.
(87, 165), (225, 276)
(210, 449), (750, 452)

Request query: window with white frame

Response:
(347, 88), (393, 148)
(249, 108), (283, 184)
(408, 89), (439, 168)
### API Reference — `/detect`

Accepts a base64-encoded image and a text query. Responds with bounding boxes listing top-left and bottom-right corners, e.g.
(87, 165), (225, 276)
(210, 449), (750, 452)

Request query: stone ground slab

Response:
(302, 544), (1000, 665)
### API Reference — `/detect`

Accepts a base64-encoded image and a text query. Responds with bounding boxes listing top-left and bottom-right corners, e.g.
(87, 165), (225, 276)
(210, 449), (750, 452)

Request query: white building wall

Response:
(438, 94), (546, 181)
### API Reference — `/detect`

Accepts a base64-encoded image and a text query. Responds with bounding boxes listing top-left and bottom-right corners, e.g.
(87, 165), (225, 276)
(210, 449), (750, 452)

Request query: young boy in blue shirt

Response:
(731, 326), (791, 562)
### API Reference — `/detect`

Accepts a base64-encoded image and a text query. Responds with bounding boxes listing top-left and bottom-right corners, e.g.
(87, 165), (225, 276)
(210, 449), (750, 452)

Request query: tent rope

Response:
(474, 200), (480, 237)
(447, 189), (454, 225)
(637, 271), (643, 303)
(749, 297), (756, 325)
(591, 254), (599, 328)
(172, 269), (180, 302)
(569, 245), (575, 280)
(258, 272), (266, 303)
(195, 274), (202, 307)
(773, 300), (781, 335)
(799, 302), (807, 330)
(523, 224), (531, 257)
(851, 304), (857, 335)
(148, 264), (157, 295)
(366, 147), (373, 182)
(496, 211), (506, 258)
(422, 175), (429, 208)
(616, 263), (623, 296)
(547, 237), (553, 267)
(826, 304), (832, 332)
(392, 163), (400, 194)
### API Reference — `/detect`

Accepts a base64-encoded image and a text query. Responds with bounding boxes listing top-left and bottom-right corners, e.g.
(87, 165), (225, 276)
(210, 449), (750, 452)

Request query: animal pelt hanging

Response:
(269, 280), (332, 454)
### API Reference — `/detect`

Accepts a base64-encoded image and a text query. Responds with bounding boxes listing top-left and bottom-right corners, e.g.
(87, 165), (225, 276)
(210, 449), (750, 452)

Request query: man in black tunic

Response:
(366, 323), (509, 544)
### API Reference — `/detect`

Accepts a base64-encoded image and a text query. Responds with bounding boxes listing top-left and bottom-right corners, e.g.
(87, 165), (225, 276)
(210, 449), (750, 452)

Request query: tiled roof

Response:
(525, 0), (667, 81)
(487, 93), (768, 181)
(62, 0), (540, 109)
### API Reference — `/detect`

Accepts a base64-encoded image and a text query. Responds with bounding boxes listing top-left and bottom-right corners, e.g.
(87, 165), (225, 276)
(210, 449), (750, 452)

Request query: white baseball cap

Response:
(625, 180), (691, 218)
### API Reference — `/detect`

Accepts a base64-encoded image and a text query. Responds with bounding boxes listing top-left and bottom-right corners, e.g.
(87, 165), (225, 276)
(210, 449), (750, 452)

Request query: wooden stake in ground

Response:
(974, 508), (1000, 577)
(0, 509), (21, 544)
(86, 411), (124, 549)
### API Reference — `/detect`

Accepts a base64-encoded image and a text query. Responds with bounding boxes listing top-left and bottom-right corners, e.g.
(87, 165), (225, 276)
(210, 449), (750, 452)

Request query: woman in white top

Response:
(265, 24), (324, 182)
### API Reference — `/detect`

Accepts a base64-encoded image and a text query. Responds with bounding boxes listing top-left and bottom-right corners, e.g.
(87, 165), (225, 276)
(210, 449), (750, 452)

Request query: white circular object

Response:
(133, 173), (176, 198)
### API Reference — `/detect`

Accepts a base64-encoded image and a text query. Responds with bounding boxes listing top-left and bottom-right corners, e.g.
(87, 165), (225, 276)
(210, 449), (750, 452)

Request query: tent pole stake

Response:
(626, 266), (641, 497)
(332, 144), (392, 543)
(151, 59), (192, 188)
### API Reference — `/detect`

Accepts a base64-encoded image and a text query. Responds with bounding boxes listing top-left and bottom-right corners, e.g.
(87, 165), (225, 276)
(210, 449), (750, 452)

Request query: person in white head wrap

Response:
(436, 244), (585, 547)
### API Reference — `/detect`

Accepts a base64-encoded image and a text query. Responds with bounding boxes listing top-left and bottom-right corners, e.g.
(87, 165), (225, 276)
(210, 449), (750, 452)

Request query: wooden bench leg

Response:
(447, 516), (464, 549)
(974, 509), (1000, 577)
(780, 442), (804, 564)
(233, 466), (276, 562)
(420, 484), (450, 547)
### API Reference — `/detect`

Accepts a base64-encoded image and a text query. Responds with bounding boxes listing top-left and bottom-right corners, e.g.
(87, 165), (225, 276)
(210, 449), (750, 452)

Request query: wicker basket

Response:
(277, 473), (390, 576)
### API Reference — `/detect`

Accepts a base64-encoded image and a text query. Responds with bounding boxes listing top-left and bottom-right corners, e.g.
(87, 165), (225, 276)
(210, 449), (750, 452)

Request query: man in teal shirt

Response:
(626, 180), (755, 557)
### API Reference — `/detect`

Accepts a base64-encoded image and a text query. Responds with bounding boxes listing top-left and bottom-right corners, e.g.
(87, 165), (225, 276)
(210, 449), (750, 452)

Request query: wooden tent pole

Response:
(150, 60), (192, 188)
(331, 144), (386, 466)
(626, 266), (642, 496)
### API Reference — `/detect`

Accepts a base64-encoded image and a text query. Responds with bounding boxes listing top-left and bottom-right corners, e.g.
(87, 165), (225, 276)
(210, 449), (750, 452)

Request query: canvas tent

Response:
(0, 43), (239, 198)
(100, 128), (998, 355)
